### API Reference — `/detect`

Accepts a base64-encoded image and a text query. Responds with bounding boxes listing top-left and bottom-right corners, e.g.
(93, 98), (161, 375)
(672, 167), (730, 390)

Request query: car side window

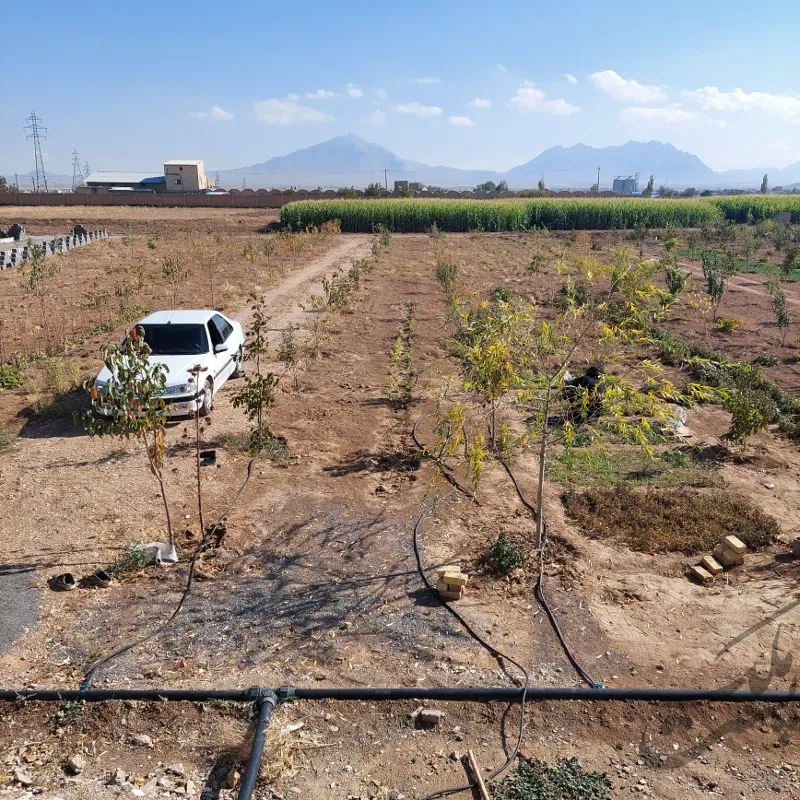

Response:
(212, 314), (233, 342)
(207, 320), (223, 348)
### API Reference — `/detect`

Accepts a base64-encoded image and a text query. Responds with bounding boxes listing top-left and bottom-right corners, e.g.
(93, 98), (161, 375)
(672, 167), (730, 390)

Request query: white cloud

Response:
(370, 110), (387, 125)
(394, 102), (442, 118)
(469, 98), (492, 109)
(510, 85), (580, 115)
(621, 105), (697, 124)
(413, 77), (441, 84)
(448, 115), (474, 127)
(376, 88), (388, 100)
(190, 105), (233, 121)
(287, 93), (299, 102)
(253, 98), (332, 126)
(590, 70), (667, 103)
(565, 73), (578, 84)
(305, 88), (337, 100)
(346, 83), (363, 99)
(682, 86), (800, 121)
(495, 63), (507, 72)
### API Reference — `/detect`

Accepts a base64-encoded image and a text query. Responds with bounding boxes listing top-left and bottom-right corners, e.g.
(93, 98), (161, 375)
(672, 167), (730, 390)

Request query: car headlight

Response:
(164, 384), (193, 396)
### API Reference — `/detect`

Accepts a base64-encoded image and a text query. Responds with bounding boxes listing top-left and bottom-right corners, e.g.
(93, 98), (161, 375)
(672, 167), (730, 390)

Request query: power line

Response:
(23, 112), (48, 193)
(71, 148), (84, 190)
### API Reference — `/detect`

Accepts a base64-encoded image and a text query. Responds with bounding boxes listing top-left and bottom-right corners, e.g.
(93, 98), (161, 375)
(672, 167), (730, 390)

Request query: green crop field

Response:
(281, 196), (800, 233)
(281, 198), (721, 233)
(710, 195), (800, 223)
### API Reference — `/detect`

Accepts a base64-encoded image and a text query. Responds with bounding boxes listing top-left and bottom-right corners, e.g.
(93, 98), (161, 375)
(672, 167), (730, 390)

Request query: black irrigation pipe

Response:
(238, 690), (278, 800)
(1, 685), (799, 704)
(498, 457), (601, 689)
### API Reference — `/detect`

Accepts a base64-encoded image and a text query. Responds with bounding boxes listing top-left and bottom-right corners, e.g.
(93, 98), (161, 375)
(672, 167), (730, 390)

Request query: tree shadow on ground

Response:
(322, 448), (421, 477)
(16, 388), (89, 439)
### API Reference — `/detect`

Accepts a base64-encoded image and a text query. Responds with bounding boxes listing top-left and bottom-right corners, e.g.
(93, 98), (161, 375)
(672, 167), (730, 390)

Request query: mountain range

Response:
(215, 134), (800, 191)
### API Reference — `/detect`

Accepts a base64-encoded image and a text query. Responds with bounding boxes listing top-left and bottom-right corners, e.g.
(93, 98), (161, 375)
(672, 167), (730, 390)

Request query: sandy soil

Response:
(0, 228), (798, 799)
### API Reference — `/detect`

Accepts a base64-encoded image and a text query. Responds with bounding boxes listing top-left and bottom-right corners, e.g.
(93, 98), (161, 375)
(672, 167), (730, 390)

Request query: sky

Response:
(2, 0), (799, 181)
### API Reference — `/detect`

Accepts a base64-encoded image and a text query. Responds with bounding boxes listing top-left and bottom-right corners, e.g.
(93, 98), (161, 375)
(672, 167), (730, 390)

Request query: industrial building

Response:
(613, 174), (639, 194)
(78, 160), (216, 194)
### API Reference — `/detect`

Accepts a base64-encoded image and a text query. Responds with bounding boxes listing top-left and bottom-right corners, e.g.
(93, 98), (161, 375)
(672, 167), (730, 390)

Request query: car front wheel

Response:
(199, 378), (213, 417)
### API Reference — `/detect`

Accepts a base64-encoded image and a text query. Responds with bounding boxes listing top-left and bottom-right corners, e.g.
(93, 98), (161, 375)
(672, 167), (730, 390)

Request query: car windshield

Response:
(136, 324), (209, 355)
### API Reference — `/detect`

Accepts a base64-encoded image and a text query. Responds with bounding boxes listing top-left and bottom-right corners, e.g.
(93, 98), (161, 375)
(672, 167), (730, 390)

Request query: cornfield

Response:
(711, 195), (800, 223)
(281, 198), (721, 232)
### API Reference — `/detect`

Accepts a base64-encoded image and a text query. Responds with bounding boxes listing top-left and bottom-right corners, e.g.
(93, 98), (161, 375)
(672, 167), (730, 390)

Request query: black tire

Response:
(232, 347), (245, 378)
(199, 379), (213, 417)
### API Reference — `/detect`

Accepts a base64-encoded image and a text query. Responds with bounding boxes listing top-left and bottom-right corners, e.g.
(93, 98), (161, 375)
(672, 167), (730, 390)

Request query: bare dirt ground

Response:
(0, 221), (799, 799)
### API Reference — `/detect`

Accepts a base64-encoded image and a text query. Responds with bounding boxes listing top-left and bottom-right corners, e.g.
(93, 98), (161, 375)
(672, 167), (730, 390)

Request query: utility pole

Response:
(384, 169), (388, 191)
(24, 111), (48, 193)
(597, 166), (600, 193)
(242, 177), (246, 190)
(14, 174), (18, 191)
(71, 148), (84, 190)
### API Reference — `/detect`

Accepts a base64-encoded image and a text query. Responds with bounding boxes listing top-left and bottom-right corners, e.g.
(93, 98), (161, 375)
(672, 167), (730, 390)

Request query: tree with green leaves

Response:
(537, 176), (545, 192)
(363, 182), (383, 197)
(430, 254), (689, 548)
(686, 230), (700, 262)
(22, 240), (60, 351)
(232, 294), (279, 452)
(761, 173), (769, 194)
(476, 181), (497, 192)
(79, 329), (177, 550)
(642, 174), (655, 197)
(700, 250), (736, 321)
(161, 254), (188, 310)
(768, 278), (792, 346)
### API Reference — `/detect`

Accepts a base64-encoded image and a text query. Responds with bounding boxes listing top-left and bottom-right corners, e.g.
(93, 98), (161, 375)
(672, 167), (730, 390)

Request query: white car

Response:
(94, 310), (245, 418)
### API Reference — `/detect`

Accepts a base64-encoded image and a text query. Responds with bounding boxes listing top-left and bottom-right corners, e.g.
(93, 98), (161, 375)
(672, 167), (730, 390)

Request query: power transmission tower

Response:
(71, 149), (84, 190)
(24, 112), (48, 193)
(84, 161), (91, 178)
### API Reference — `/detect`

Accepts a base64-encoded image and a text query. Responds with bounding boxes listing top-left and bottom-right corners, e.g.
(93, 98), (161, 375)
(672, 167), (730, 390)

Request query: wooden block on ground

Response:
(713, 545), (744, 567)
(723, 535), (747, 554)
(436, 579), (463, 601)
(689, 565), (714, 584)
(700, 555), (724, 575)
(442, 571), (468, 587)
(436, 565), (460, 576)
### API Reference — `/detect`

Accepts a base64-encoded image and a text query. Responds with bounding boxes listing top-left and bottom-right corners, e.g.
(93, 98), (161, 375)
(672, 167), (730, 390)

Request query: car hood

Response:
(96, 354), (207, 388)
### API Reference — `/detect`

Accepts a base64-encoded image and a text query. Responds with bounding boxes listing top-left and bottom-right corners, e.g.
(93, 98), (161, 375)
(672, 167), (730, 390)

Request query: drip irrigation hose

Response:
(412, 500), (530, 799)
(81, 457), (259, 689)
(1, 685), (799, 704)
(238, 690), (278, 800)
(498, 457), (600, 689)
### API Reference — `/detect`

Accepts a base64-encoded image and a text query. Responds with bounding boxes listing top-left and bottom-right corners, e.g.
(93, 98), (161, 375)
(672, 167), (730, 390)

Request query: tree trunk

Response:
(534, 383), (554, 550)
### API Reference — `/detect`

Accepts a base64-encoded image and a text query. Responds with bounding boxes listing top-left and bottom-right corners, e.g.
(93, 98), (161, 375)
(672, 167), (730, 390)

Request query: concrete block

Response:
(700, 555), (723, 575)
(436, 565), (460, 575)
(441, 571), (468, 587)
(436, 578), (463, 601)
(723, 535), (747, 554)
(713, 544), (744, 567)
(689, 565), (714, 584)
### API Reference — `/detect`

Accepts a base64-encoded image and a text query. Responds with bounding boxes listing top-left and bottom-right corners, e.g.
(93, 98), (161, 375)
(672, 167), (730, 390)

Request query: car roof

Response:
(138, 310), (223, 325)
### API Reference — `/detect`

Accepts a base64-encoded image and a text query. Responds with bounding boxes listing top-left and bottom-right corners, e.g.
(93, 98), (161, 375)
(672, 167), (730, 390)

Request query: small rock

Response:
(131, 734), (153, 748)
(412, 707), (445, 727)
(14, 769), (34, 787)
(110, 768), (128, 786)
(66, 754), (86, 775)
(765, 482), (776, 490)
(449, 752), (461, 762)
(185, 779), (197, 795)
(226, 770), (240, 789)
(165, 763), (186, 777)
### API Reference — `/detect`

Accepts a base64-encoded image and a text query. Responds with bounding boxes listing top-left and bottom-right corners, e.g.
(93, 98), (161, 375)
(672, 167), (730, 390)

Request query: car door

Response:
(208, 314), (236, 385)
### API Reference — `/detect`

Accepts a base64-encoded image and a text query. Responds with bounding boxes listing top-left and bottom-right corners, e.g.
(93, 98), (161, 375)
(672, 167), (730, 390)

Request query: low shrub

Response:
(715, 317), (742, 332)
(0, 364), (24, 390)
(491, 756), (613, 800)
(486, 531), (526, 575)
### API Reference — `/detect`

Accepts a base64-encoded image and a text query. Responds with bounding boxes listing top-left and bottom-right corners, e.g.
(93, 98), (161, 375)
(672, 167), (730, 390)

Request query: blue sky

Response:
(2, 0), (799, 180)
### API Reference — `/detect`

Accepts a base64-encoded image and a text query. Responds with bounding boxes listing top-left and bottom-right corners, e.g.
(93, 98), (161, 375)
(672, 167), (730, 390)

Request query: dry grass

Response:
(562, 486), (780, 553)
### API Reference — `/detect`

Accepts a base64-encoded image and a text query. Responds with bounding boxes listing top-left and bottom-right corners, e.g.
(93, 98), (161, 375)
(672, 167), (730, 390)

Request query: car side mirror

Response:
(214, 344), (228, 354)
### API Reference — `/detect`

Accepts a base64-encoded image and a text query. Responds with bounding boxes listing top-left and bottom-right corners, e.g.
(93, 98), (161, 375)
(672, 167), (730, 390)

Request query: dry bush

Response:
(562, 487), (780, 553)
